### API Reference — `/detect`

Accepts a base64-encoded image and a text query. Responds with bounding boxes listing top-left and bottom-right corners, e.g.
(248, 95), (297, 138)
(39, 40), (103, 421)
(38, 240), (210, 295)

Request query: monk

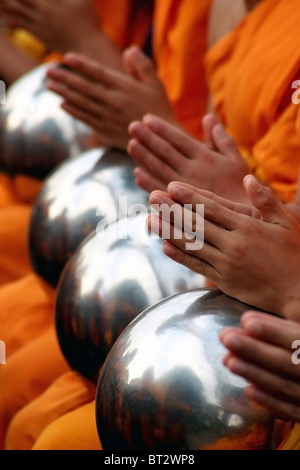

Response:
(0, 0), (153, 284)
(0, 0), (153, 448)
(1, 0), (225, 450)
(220, 313), (300, 434)
(0, 0), (153, 346)
(25, 174), (300, 451)
(151, 174), (300, 448)
(17, 0), (300, 451)
(128, 0), (300, 205)
(3, 2), (268, 451)
(0, 27), (55, 283)
(146, 108), (300, 451)
(31, 175), (300, 451)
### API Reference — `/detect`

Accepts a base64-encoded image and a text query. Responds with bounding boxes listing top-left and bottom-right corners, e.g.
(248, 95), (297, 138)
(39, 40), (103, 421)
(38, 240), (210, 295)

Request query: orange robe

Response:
(0, 0), (153, 286)
(9, 0), (300, 451)
(5, 372), (96, 450)
(153, 0), (212, 141)
(205, 0), (300, 203)
(205, 0), (300, 449)
(0, 0), (213, 450)
(0, 0), (153, 449)
(271, 107), (300, 452)
(5, 0), (300, 451)
(32, 401), (101, 451)
(0, 327), (69, 448)
(279, 424), (300, 451)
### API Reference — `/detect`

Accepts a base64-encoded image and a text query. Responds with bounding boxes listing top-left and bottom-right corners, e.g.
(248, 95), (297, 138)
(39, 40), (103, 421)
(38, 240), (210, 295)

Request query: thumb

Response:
(122, 45), (157, 83)
(202, 114), (220, 149)
(212, 124), (243, 162)
(243, 175), (290, 225)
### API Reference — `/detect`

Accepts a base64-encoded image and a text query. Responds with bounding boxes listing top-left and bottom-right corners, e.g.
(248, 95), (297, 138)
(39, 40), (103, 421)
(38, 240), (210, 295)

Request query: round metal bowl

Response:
(29, 147), (148, 287)
(0, 63), (93, 179)
(96, 288), (274, 450)
(55, 214), (205, 383)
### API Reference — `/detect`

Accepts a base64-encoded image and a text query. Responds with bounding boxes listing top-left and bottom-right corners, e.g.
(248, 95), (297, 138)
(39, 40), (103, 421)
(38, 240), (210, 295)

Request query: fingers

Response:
(141, 114), (207, 159)
(128, 120), (189, 170)
(122, 46), (157, 84)
(240, 311), (300, 350)
(211, 124), (243, 162)
(162, 182), (260, 218)
(220, 317), (300, 408)
(127, 137), (179, 186)
(220, 312), (300, 423)
(224, 353), (300, 423)
(166, 182), (250, 231)
(162, 241), (220, 281)
(61, 53), (126, 89)
(47, 67), (123, 125)
(221, 328), (297, 376)
(202, 113), (220, 149)
(47, 66), (110, 104)
(226, 353), (300, 401)
(60, 101), (105, 130)
(243, 175), (297, 227)
(147, 191), (227, 265)
(245, 386), (300, 423)
(133, 167), (167, 193)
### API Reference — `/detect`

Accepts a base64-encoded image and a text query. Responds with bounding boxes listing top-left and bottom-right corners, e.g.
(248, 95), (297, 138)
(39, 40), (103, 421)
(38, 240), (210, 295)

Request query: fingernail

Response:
(150, 192), (166, 206)
(168, 184), (183, 199)
(226, 357), (246, 374)
(222, 334), (242, 351)
(47, 81), (62, 92)
(64, 53), (80, 66)
(148, 215), (160, 235)
(213, 124), (227, 138)
(246, 175), (264, 194)
(163, 242), (176, 257)
(244, 320), (263, 337)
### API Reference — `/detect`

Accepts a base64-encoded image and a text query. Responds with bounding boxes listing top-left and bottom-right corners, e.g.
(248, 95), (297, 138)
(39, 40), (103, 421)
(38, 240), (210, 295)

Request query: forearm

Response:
(0, 34), (39, 85)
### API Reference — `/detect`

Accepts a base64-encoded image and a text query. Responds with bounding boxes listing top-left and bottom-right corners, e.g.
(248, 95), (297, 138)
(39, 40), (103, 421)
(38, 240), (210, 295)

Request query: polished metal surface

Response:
(55, 214), (205, 384)
(0, 64), (93, 179)
(29, 147), (148, 287)
(96, 288), (274, 450)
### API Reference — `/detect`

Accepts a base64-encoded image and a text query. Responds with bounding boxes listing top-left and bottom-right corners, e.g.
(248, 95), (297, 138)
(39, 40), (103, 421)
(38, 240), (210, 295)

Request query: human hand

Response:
(148, 175), (300, 320)
(46, 47), (177, 150)
(128, 114), (249, 202)
(0, 0), (101, 54)
(220, 311), (300, 423)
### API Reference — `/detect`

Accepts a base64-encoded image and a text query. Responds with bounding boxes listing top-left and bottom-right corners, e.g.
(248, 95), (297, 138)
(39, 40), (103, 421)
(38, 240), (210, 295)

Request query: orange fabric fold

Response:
(153, 0), (212, 140)
(205, 0), (300, 202)
(5, 371), (95, 451)
(0, 0), (214, 450)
